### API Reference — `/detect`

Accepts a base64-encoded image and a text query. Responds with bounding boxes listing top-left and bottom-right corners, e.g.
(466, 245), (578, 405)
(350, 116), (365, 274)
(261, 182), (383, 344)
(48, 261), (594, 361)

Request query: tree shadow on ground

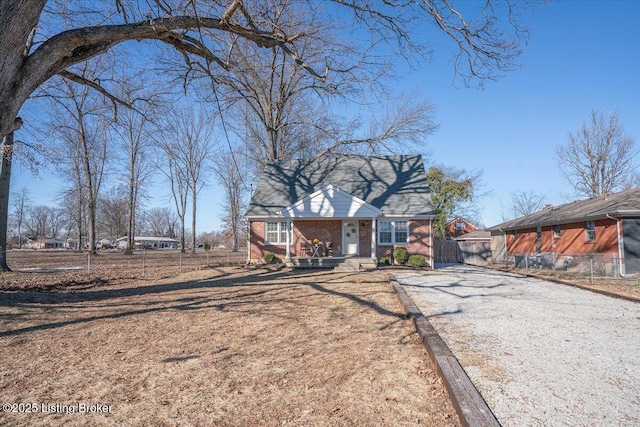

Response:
(0, 269), (406, 338)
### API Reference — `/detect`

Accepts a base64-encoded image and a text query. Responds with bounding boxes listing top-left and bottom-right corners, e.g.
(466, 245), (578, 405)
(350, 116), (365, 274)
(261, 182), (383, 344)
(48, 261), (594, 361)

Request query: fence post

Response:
(525, 255), (528, 269)
(207, 252), (210, 267)
(552, 252), (556, 273)
(590, 258), (594, 283)
(179, 250), (183, 274)
(142, 250), (146, 278)
(87, 251), (91, 279)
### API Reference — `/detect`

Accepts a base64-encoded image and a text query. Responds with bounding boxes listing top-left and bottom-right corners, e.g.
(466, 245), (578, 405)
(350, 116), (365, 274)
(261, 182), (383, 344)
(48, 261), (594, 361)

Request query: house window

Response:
(553, 225), (561, 238)
(585, 221), (596, 242)
(536, 226), (542, 238)
(378, 220), (408, 245)
(395, 221), (408, 243)
(379, 221), (392, 244)
(455, 222), (465, 231)
(265, 221), (290, 245)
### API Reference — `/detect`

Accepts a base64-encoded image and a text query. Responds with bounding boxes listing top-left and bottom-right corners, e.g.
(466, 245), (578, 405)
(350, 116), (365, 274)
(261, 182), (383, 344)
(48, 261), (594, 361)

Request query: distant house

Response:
(23, 238), (64, 249)
(488, 189), (640, 275)
(245, 155), (435, 266)
(116, 236), (179, 250)
(445, 218), (478, 239)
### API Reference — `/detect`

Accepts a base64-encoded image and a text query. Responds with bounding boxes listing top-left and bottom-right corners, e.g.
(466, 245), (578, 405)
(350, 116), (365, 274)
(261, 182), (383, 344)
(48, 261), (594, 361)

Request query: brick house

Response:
(488, 188), (640, 275)
(245, 155), (435, 266)
(445, 218), (478, 238)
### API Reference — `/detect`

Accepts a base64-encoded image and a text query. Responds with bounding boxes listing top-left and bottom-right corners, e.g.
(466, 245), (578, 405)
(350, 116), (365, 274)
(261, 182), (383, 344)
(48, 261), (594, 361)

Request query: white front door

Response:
(342, 221), (359, 255)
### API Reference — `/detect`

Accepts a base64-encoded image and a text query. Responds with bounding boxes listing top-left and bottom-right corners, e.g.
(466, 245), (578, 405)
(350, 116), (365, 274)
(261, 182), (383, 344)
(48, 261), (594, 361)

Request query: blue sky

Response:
(405, 0), (640, 227)
(11, 0), (640, 233)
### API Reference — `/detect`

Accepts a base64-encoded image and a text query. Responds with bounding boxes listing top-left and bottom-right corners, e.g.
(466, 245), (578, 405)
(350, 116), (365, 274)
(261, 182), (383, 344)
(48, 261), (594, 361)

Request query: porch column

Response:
(371, 218), (377, 261)
(285, 218), (291, 260)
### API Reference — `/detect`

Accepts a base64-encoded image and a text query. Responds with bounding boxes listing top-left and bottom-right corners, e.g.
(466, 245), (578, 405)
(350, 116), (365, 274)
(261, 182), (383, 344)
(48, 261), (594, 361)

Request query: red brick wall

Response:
(508, 218), (618, 255)
(249, 219), (433, 264)
(359, 220), (372, 258)
(376, 220), (432, 265)
(249, 221), (285, 261)
(249, 220), (342, 262)
(409, 220), (432, 258)
(293, 220), (342, 256)
(445, 219), (477, 238)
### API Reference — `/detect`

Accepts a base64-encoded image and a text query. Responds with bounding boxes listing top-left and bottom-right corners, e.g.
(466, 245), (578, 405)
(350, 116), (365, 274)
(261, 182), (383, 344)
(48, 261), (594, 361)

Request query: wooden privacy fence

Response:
(434, 240), (460, 263)
(434, 240), (492, 266)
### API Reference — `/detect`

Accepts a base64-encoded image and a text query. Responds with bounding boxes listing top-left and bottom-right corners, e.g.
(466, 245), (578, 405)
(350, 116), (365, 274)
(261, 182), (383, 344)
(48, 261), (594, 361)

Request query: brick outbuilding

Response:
(489, 189), (640, 275)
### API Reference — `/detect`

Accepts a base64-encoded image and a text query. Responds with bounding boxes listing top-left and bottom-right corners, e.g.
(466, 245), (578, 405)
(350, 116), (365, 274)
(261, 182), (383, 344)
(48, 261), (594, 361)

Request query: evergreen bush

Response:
(408, 254), (427, 267)
(393, 247), (409, 265)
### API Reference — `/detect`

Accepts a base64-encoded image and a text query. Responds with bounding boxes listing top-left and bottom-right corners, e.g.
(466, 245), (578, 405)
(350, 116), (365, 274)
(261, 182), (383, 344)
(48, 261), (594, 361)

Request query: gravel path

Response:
(395, 264), (640, 427)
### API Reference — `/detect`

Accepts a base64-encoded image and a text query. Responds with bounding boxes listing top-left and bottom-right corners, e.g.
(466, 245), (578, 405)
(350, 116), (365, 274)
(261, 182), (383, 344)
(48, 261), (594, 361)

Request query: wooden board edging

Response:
(390, 276), (501, 427)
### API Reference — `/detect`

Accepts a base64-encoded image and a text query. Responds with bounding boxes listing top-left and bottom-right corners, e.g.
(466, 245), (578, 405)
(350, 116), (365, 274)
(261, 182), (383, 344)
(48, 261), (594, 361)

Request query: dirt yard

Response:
(0, 267), (459, 426)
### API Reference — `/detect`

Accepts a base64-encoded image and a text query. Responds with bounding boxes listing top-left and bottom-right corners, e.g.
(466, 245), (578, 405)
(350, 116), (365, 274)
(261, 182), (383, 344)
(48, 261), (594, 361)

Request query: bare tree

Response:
(48, 207), (66, 240)
(159, 150), (189, 252)
(98, 186), (129, 240)
(556, 110), (637, 198)
(10, 186), (31, 249)
(25, 205), (51, 239)
(158, 107), (214, 253)
(0, 0), (532, 269)
(213, 151), (247, 252)
(202, 3), (439, 170)
(507, 190), (546, 220)
(45, 66), (110, 253)
(110, 90), (158, 252)
(145, 207), (178, 238)
(622, 172), (640, 190)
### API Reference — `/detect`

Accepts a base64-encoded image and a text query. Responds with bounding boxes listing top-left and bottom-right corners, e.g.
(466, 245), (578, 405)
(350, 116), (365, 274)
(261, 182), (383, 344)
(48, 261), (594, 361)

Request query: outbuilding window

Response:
(553, 225), (561, 238)
(585, 221), (596, 242)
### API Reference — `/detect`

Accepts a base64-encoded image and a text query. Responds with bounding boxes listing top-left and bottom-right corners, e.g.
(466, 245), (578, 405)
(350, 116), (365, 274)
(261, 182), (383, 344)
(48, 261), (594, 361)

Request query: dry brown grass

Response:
(0, 267), (459, 426)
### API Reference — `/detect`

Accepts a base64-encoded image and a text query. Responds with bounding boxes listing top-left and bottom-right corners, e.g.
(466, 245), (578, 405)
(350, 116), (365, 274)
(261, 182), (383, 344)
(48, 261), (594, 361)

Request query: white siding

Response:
(281, 185), (381, 218)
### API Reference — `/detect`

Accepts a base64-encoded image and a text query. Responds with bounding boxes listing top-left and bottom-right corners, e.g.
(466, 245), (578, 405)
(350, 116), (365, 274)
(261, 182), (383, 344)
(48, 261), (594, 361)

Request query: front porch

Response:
(287, 256), (377, 271)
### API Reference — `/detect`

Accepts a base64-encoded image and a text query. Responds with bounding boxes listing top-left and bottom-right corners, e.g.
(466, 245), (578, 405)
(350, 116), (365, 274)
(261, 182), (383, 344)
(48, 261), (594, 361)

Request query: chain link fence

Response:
(0, 248), (247, 289)
(508, 252), (638, 281)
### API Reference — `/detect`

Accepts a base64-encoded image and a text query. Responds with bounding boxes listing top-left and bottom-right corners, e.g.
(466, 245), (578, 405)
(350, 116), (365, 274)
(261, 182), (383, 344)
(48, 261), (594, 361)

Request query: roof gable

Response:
(245, 155), (434, 218)
(279, 184), (382, 218)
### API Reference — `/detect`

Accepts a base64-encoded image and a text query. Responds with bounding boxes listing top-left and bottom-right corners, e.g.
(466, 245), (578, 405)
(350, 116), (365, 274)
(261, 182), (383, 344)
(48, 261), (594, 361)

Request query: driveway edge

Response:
(487, 266), (640, 304)
(390, 276), (501, 427)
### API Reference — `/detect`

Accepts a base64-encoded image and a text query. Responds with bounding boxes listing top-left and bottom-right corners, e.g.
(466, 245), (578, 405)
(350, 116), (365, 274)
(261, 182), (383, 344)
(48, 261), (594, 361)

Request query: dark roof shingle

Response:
(489, 188), (640, 230)
(245, 155), (434, 218)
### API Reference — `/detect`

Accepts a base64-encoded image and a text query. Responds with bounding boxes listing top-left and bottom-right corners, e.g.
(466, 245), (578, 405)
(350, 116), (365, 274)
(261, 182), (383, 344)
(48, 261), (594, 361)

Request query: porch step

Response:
(333, 258), (377, 272)
(288, 257), (377, 271)
(333, 260), (361, 272)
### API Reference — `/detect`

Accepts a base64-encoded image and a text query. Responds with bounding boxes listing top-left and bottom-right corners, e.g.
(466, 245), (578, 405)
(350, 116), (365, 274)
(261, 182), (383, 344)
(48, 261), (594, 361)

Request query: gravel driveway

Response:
(395, 264), (640, 427)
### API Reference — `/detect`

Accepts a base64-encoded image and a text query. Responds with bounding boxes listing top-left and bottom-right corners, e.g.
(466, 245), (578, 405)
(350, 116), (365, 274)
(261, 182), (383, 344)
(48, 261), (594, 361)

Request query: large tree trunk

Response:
(0, 132), (15, 271)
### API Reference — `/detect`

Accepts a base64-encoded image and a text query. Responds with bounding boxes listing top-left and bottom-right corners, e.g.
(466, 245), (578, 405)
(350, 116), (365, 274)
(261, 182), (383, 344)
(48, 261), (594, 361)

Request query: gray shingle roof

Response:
(245, 155), (434, 218)
(489, 188), (640, 231)
(454, 229), (491, 241)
